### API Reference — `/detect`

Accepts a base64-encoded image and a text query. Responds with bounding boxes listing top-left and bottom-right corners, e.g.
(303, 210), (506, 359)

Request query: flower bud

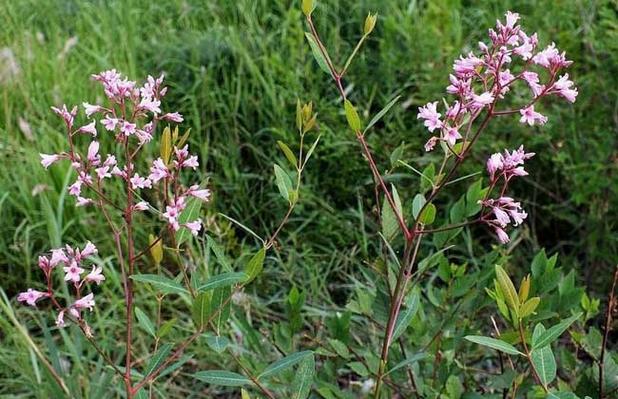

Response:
(364, 13), (377, 35)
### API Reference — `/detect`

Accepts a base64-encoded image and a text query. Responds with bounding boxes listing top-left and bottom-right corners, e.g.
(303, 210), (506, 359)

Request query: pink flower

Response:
(40, 153), (61, 169)
(424, 136), (438, 152)
(17, 289), (48, 307)
(148, 158), (170, 183)
(495, 227), (510, 244)
(446, 75), (471, 97)
(187, 185), (211, 201)
(80, 241), (98, 258)
(73, 293), (95, 311)
(453, 53), (483, 77)
(470, 92), (494, 109)
(130, 174), (152, 189)
(38, 256), (53, 272)
(82, 102), (102, 117)
(513, 32), (537, 60)
(87, 141), (100, 164)
(138, 97), (161, 114)
(85, 266), (105, 285)
(519, 105), (547, 126)
(51, 104), (77, 128)
(120, 121), (136, 136)
(76, 196), (93, 207)
(68, 179), (82, 196)
(184, 219), (203, 236)
(417, 102), (443, 132)
(162, 112), (183, 123)
(102, 116), (118, 131)
(549, 74), (578, 103)
(133, 201), (149, 211)
(532, 43), (572, 69)
(78, 121), (97, 137)
(56, 310), (66, 327)
(503, 11), (519, 29)
(173, 145), (199, 169)
(486, 153), (503, 180)
(50, 248), (68, 267)
(63, 261), (85, 282)
(443, 126), (461, 146)
(521, 71), (544, 97)
(162, 197), (186, 231)
(135, 129), (153, 145)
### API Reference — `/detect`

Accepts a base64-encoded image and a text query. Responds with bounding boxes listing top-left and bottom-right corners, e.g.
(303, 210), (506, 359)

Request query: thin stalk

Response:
(599, 265), (618, 398)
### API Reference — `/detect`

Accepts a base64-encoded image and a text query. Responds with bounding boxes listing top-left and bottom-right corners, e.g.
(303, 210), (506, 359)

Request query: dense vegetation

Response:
(0, 0), (617, 398)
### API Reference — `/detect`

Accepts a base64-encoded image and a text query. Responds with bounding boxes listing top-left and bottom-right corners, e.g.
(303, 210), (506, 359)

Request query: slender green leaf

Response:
(258, 351), (313, 380)
(274, 164), (293, 203)
(204, 335), (230, 354)
(210, 286), (231, 333)
(198, 272), (247, 292)
(531, 324), (556, 386)
(192, 292), (211, 329)
(130, 274), (188, 295)
(277, 141), (298, 167)
(194, 370), (251, 387)
(465, 335), (523, 355)
(206, 235), (232, 271)
(392, 290), (420, 341)
(135, 307), (156, 338)
(176, 197), (202, 245)
(244, 248), (266, 283)
(495, 265), (520, 315)
(364, 95), (401, 133)
(291, 354), (315, 399)
(385, 353), (426, 376)
(532, 313), (582, 349)
(144, 343), (172, 376)
(344, 100), (361, 132)
(304, 32), (330, 74)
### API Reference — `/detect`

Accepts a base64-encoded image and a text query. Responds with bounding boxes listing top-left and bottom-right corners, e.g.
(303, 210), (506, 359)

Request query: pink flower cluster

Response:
(39, 70), (210, 234)
(480, 146), (535, 243)
(17, 242), (103, 333)
(417, 11), (577, 152)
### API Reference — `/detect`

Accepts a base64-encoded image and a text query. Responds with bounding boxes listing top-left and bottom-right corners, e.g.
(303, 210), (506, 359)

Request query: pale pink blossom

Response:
(417, 102), (443, 132)
(102, 116), (118, 131)
(443, 126), (462, 146)
(138, 97), (161, 114)
(130, 174), (152, 189)
(68, 180), (82, 196)
(40, 153), (61, 169)
(76, 196), (93, 207)
(80, 241), (98, 258)
(17, 289), (48, 306)
(519, 105), (547, 126)
(38, 256), (53, 272)
(187, 185), (211, 201)
(470, 92), (494, 109)
(51, 104), (77, 128)
(162, 112), (183, 123)
(50, 248), (68, 267)
(133, 201), (149, 211)
(120, 120), (136, 136)
(184, 219), (203, 236)
(549, 74), (578, 103)
(453, 53), (483, 77)
(486, 153), (503, 180)
(87, 141), (100, 164)
(78, 121), (97, 136)
(495, 227), (510, 244)
(424, 136), (438, 152)
(148, 158), (170, 183)
(63, 261), (85, 283)
(73, 293), (95, 311)
(56, 310), (66, 327)
(82, 102), (102, 117)
(85, 266), (105, 285)
(521, 71), (544, 97)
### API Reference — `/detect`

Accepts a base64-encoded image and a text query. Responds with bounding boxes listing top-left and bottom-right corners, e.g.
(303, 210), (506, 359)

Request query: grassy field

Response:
(1, 0), (617, 397)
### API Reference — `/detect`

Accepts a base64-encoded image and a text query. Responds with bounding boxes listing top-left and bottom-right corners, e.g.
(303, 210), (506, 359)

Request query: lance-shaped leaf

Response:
(192, 292), (211, 329)
(304, 32), (330, 74)
(277, 140), (298, 168)
(495, 265), (520, 316)
(193, 370), (251, 387)
(130, 274), (188, 295)
(245, 247), (266, 283)
(364, 95), (401, 134)
(532, 313), (582, 349)
(291, 353), (315, 399)
(531, 324), (556, 386)
(465, 335), (523, 355)
(392, 290), (420, 341)
(344, 100), (362, 132)
(274, 164), (294, 203)
(197, 272), (247, 292)
(135, 307), (156, 338)
(257, 351), (313, 380)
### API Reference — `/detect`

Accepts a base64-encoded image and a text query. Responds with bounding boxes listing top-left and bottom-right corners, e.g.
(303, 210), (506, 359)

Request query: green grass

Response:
(0, 0), (617, 397)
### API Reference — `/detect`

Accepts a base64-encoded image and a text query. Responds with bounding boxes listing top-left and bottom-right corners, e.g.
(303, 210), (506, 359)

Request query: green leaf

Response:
(244, 248), (266, 283)
(531, 324), (556, 386)
(419, 203), (436, 225)
(364, 95), (401, 133)
(210, 286), (232, 333)
(381, 185), (403, 241)
(464, 335), (523, 355)
(327, 339), (350, 359)
(135, 307), (156, 338)
(304, 32), (330, 74)
(303, 135), (321, 165)
(392, 290), (420, 341)
(519, 297), (541, 319)
(532, 313), (582, 349)
(204, 334), (230, 354)
(412, 194), (426, 219)
(130, 274), (188, 295)
(277, 141), (298, 168)
(192, 292), (211, 329)
(144, 343), (172, 376)
(344, 100), (361, 132)
(495, 265), (520, 316)
(274, 164), (293, 203)
(206, 235), (232, 271)
(258, 351), (313, 380)
(176, 197), (203, 245)
(291, 354), (315, 399)
(385, 353), (426, 376)
(198, 272), (247, 292)
(193, 370), (251, 387)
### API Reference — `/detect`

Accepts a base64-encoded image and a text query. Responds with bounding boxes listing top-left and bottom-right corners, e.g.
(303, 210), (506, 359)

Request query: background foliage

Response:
(0, 0), (617, 397)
